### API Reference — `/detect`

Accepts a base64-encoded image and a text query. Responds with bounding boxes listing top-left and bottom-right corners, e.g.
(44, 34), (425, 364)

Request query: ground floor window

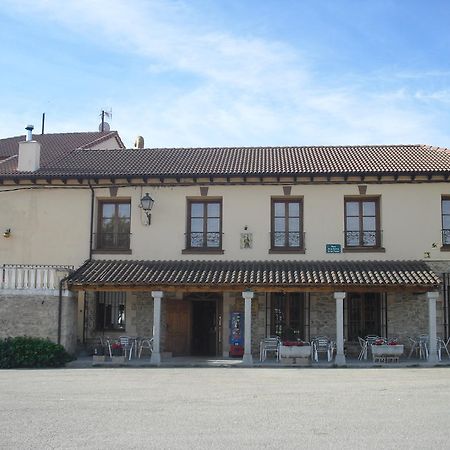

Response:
(96, 292), (126, 331)
(270, 292), (306, 340)
(346, 293), (383, 341)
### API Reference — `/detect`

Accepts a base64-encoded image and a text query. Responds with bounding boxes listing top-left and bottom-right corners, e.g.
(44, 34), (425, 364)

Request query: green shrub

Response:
(0, 336), (73, 369)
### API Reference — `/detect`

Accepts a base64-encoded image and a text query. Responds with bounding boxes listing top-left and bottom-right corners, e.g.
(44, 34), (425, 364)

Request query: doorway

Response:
(188, 293), (222, 356)
(191, 301), (216, 355)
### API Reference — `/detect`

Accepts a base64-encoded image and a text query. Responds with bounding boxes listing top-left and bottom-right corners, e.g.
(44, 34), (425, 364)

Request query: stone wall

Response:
(81, 287), (447, 359)
(309, 293), (336, 338)
(0, 292), (77, 353)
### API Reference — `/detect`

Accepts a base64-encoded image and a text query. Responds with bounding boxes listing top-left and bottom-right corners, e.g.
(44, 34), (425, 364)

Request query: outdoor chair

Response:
(311, 336), (334, 362)
(408, 336), (420, 359)
(259, 337), (280, 362)
(119, 336), (134, 360)
(358, 336), (368, 360)
(418, 334), (429, 359)
(436, 337), (450, 361)
(98, 336), (112, 358)
(138, 337), (153, 358)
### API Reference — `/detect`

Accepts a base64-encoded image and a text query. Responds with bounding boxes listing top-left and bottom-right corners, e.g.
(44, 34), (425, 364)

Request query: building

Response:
(0, 136), (449, 365)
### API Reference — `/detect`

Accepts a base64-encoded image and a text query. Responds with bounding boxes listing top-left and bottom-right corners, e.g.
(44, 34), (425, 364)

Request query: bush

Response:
(0, 336), (73, 369)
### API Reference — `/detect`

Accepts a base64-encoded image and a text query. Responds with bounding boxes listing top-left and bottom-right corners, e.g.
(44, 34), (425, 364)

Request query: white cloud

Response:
(2, 0), (450, 148)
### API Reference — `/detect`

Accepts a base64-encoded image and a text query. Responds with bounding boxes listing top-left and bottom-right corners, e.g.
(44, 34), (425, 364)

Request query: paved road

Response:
(0, 367), (449, 449)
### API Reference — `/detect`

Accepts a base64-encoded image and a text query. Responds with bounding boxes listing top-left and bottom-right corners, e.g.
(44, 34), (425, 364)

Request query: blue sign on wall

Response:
(326, 244), (341, 253)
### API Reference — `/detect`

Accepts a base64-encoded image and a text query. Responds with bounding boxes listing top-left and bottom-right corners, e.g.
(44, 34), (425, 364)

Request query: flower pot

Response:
(371, 344), (404, 362)
(92, 355), (106, 363)
(111, 356), (126, 364)
(280, 345), (312, 359)
(371, 344), (404, 356)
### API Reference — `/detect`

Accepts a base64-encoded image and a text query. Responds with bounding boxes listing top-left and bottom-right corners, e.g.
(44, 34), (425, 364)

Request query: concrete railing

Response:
(0, 265), (74, 291)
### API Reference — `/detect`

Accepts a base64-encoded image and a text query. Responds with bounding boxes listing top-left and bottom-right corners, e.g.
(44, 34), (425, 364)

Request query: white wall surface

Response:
(1, 181), (449, 266)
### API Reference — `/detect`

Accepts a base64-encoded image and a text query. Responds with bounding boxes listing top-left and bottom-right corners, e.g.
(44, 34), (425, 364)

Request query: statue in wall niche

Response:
(240, 232), (253, 249)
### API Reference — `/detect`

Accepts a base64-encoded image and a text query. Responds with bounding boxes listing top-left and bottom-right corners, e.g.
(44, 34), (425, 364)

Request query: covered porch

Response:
(68, 259), (444, 366)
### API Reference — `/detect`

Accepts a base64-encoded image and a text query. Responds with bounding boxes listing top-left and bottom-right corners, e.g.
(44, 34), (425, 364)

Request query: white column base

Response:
(150, 352), (161, 365)
(335, 354), (346, 366)
(242, 353), (253, 365)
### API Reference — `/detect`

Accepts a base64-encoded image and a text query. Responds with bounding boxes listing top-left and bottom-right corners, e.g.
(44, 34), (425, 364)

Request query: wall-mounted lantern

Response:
(3, 228), (11, 238)
(139, 193), (154, 225)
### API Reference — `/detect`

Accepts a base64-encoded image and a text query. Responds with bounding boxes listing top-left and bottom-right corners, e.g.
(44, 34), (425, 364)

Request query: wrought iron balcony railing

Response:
(186, 232), (222, 250)
(93, 232), (131, 251)
(344, 230), (382, 248)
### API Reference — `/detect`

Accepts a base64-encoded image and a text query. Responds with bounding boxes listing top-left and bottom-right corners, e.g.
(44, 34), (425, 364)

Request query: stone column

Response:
(242, 290), (254, 365)
(150, 290), (163, 365)
(334, 292), (346, 366)
(427, 291), (439, 364)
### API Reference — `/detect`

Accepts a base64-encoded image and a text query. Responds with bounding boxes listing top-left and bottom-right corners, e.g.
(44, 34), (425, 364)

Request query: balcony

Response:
(0, 264), (74, 294)
(344, 230), (383, 251)
(269, 231), (305, 253)
(183, 232), (224, 254)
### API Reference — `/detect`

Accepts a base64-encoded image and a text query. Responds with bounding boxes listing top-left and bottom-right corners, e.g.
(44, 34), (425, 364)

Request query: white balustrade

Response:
(0, 265), (73, 292)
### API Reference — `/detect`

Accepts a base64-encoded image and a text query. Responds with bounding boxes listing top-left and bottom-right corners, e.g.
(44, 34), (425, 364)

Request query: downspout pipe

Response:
(89, 181), (95, 260)
(58, 183), (94, 346)
(57, 274), (70, 345)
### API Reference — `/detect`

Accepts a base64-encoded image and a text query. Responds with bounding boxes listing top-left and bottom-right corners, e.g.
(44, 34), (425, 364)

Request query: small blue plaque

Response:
(326, 244), (341, 253)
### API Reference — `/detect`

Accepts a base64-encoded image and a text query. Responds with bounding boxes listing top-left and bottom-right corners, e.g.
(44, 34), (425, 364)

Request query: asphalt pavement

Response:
(0, 367), (449, 449)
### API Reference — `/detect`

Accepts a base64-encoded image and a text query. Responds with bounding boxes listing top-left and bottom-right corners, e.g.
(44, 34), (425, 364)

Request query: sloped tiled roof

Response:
(68, 259), (440, 291)
(0, 131), (125, 173)
(3, 144), (450, 179)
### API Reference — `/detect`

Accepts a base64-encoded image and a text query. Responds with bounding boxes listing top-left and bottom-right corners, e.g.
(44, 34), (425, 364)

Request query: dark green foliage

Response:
(0, 336), (73, 368)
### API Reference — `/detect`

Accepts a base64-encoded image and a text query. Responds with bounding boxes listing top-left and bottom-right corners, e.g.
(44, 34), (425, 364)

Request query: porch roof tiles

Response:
(67, 259), (440, 292)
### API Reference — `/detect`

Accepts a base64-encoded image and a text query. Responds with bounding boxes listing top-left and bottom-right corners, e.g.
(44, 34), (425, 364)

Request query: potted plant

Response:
(279, 340), (312, 360)
(371, 338), (404, 361)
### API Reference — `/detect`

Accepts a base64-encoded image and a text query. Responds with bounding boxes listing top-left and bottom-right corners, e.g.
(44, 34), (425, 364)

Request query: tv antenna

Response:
(99, 108), (112, 132)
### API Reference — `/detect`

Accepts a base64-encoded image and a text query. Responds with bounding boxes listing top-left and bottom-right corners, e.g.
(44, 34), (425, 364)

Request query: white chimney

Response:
(18, 125), (41, 172)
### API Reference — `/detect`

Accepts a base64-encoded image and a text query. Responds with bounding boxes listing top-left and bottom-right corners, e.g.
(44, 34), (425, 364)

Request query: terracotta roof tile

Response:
(2, 144), (449, 179)
(0, 131), (124, 173)
(68, 259), (440, 291)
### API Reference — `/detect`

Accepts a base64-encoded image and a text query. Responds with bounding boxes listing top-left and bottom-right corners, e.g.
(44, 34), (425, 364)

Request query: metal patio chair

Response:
(436, 337), (450, 361)
(259, 337), (280, 362)
(138, 337), (153, 358)
(119, 336), (134, 360)
(311, 336), (334, 362)
(358, 336), (368, 360)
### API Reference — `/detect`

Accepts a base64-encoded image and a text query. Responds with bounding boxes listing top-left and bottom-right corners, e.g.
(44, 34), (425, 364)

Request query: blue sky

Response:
(1, 0), (450, 148)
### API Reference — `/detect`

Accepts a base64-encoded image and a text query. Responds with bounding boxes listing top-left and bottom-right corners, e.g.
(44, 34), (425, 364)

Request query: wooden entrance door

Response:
(165, 299), (190, 356)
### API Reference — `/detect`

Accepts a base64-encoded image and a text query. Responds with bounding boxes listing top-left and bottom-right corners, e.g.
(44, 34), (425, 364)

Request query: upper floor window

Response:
(344, 197), (381, 249)
(442, 197), (450, 246)
(186, 199), (222, 251)
(271, 198), (304, 251)
(97, 199), (131, 251)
